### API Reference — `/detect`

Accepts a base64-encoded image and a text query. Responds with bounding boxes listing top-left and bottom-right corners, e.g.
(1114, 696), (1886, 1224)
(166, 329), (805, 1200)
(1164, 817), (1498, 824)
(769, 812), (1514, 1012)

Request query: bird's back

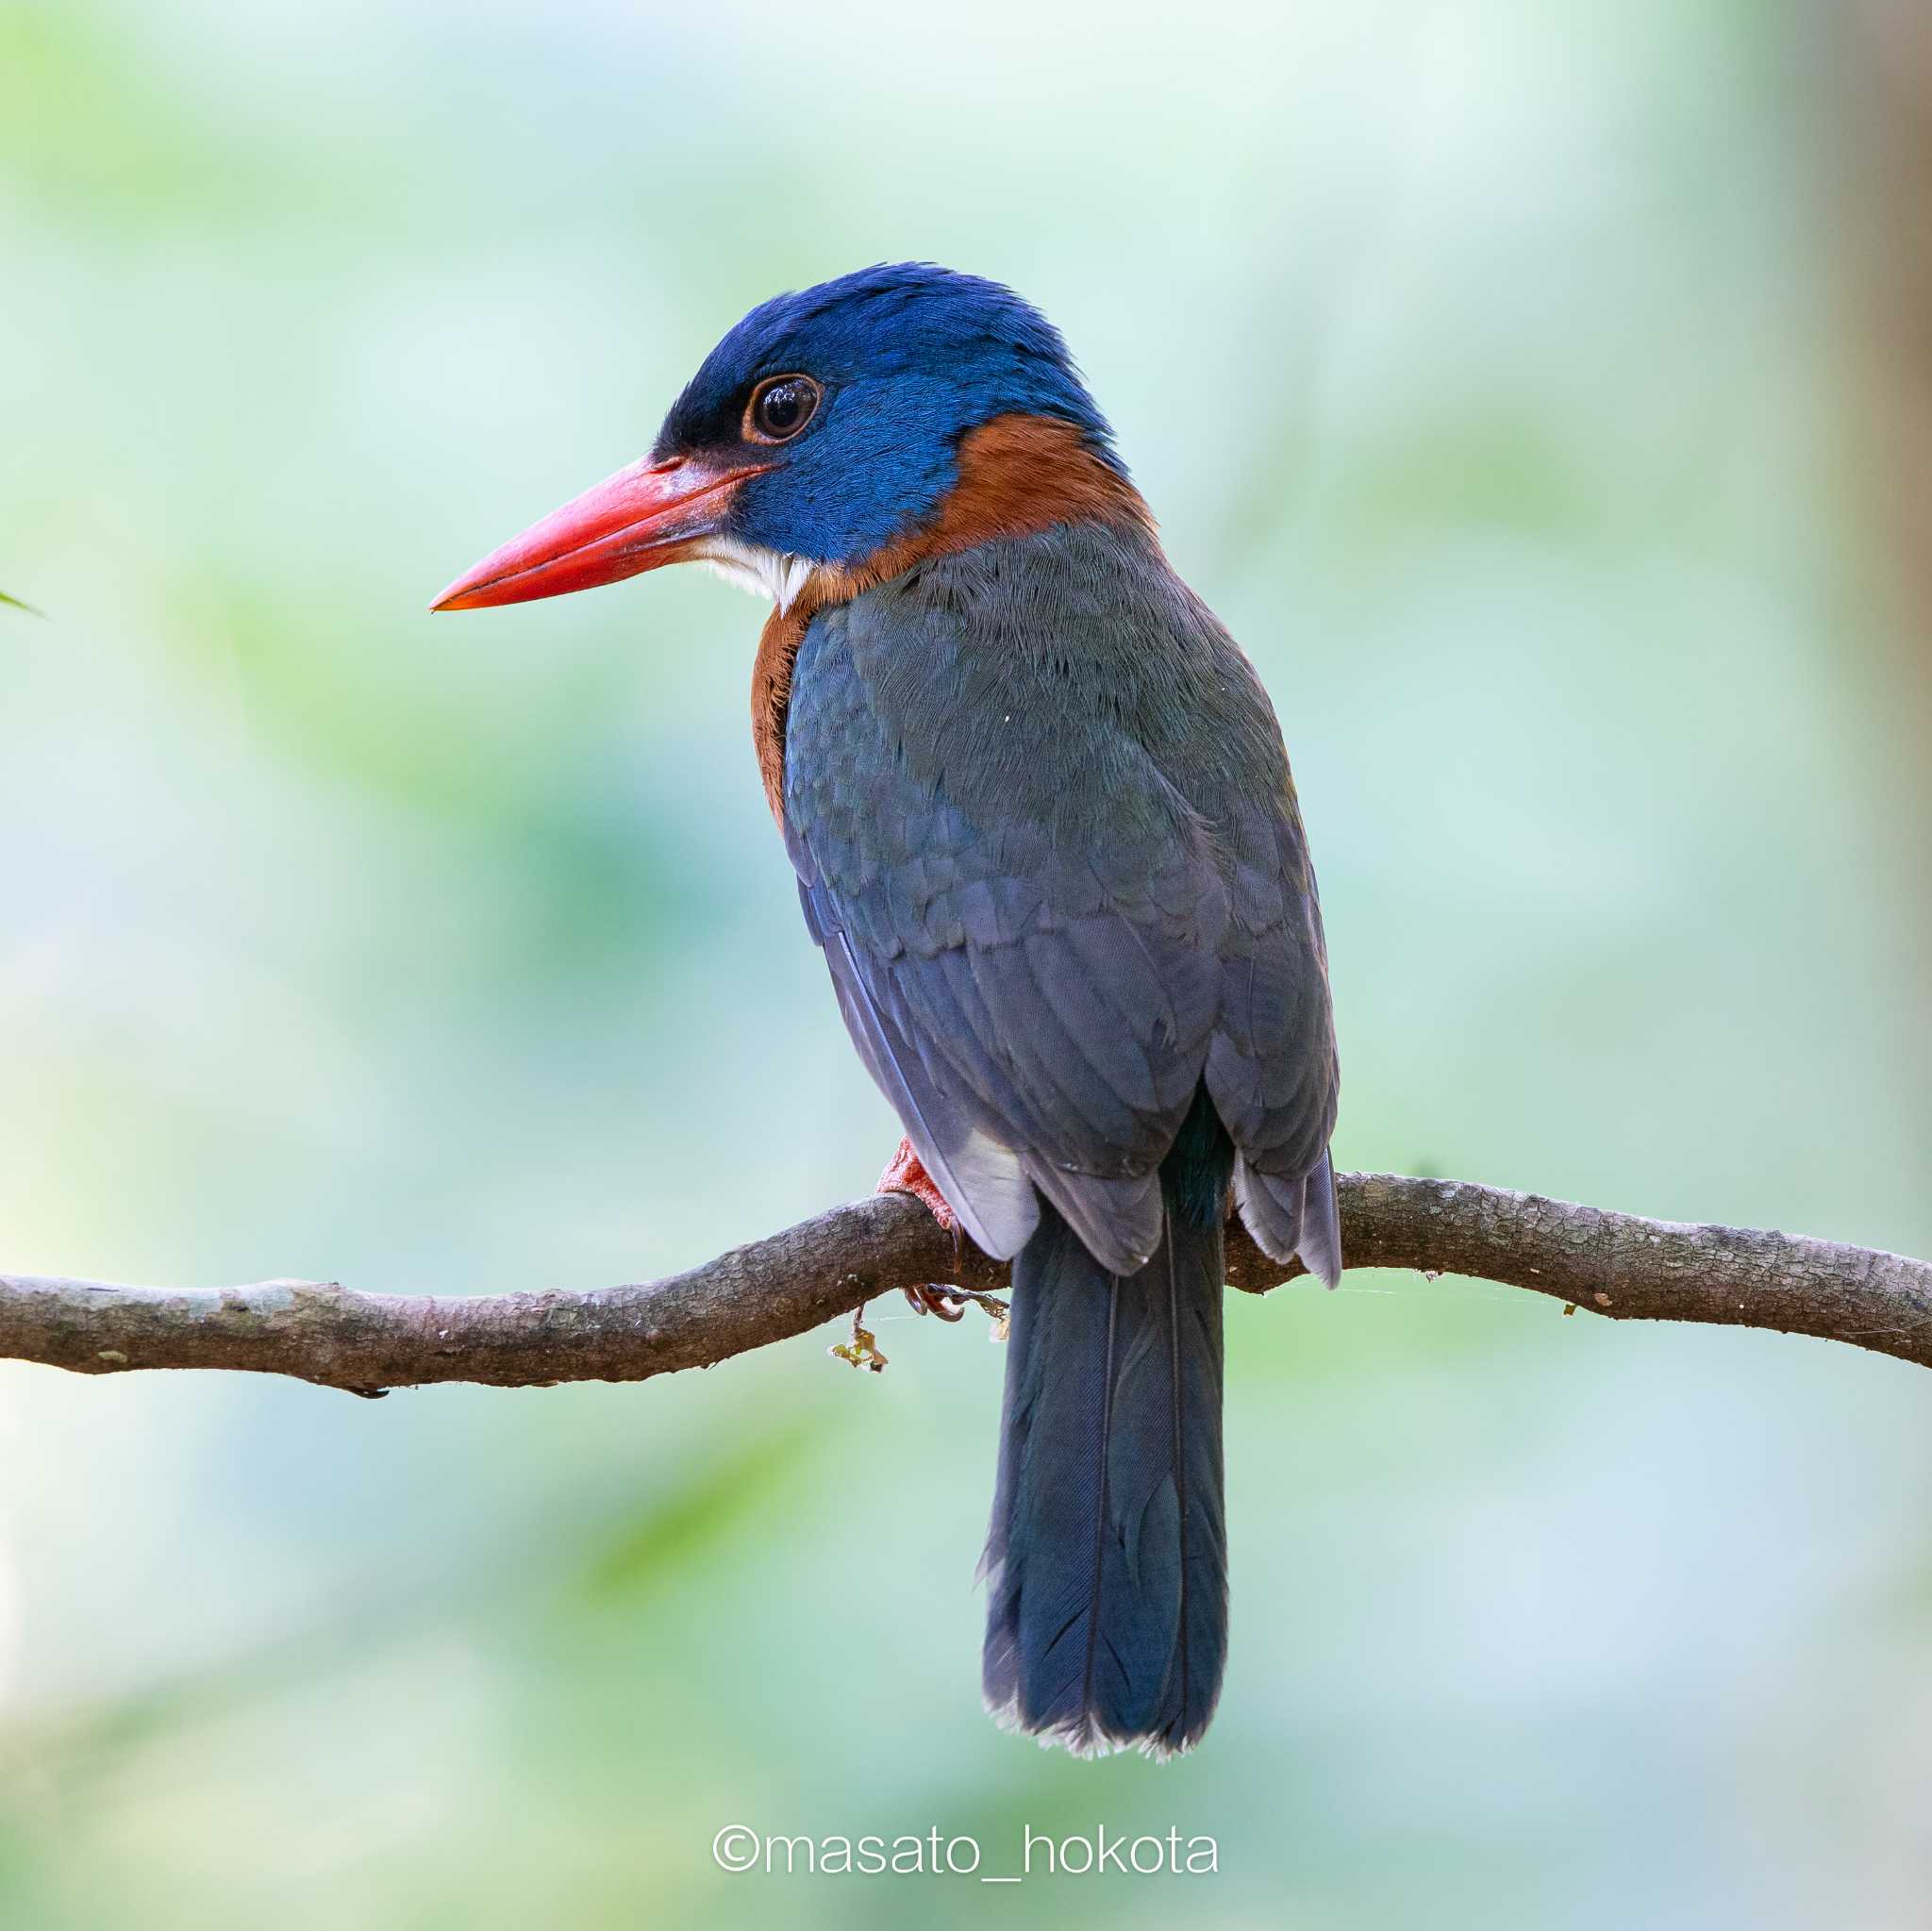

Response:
(784, 520), (1338, 1281)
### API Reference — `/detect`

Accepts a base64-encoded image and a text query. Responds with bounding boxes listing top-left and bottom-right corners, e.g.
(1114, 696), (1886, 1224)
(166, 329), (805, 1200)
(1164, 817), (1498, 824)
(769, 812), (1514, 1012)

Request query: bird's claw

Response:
(905, 1283), (969, 1321)
(875, 1138), (970, 1319)
(875, 1138), (958, 1232)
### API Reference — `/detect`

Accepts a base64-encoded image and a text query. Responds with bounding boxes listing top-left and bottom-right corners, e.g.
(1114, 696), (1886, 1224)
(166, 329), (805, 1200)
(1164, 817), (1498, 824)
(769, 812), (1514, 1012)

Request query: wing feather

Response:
(783, 526), (1339, 1278)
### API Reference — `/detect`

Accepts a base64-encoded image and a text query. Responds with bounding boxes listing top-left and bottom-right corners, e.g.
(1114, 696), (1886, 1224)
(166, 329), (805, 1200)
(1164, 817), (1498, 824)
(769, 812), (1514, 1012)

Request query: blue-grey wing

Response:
(783, 525), (1338, 1280)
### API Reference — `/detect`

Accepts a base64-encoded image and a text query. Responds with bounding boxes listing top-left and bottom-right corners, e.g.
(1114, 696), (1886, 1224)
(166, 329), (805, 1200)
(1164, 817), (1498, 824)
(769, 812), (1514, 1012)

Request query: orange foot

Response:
(876, 1138), (968, 1321)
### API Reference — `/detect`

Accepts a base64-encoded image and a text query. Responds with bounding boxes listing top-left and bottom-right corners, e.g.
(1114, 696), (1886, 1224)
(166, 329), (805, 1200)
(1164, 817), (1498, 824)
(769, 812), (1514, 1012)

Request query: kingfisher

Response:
(433, 264), (1340, 1758)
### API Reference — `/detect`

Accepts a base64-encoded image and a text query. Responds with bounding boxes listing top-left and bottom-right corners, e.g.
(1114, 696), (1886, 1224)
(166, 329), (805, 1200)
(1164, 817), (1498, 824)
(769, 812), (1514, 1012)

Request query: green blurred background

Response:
(4, 1), (1931, 1924)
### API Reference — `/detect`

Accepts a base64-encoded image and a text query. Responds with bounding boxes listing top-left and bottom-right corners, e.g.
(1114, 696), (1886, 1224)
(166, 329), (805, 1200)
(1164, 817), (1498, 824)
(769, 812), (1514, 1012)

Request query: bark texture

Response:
(2, 1174), (1926, 1394)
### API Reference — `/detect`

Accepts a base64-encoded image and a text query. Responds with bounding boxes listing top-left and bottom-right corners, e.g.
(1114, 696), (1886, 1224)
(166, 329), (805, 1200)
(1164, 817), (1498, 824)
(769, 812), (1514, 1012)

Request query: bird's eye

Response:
(746, 375), (821, 443)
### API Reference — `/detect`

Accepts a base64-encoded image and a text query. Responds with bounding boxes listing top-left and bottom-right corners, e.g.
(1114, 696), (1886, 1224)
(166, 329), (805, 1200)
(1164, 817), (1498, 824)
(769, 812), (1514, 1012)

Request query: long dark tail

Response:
(980, 1096), (1230, 1758)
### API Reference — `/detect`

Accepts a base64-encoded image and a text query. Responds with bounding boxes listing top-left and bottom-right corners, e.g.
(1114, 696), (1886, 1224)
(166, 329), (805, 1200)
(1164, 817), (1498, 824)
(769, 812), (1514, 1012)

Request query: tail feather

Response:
(981, 1124), (1229, 1757)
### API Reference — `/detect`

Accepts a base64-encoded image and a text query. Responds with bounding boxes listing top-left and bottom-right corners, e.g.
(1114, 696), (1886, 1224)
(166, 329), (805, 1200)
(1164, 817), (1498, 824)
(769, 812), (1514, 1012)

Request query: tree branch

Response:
(1, 1173), (1927, 1395)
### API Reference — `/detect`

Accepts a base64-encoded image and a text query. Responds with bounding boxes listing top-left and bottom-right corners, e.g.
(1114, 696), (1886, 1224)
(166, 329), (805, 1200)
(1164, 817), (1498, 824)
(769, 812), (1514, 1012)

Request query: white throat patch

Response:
(693, 538), (817, 614)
